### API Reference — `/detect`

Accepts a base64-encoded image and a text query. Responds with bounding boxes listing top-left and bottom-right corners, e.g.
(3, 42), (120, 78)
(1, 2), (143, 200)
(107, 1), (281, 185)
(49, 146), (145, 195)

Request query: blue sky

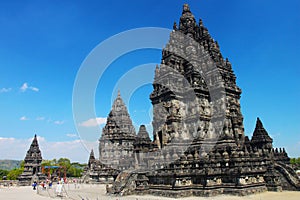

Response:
(0, 0), (299, 162)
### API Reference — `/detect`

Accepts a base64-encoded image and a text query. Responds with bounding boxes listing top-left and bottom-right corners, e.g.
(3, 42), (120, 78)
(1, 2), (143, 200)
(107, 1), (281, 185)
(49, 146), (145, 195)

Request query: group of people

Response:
(32, 178), (80, 197)
(32, 179), (53, 190)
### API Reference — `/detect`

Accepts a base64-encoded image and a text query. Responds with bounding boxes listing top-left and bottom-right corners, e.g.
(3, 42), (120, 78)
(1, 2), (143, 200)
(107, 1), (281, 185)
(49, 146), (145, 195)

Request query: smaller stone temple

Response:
(82, 92), (154, 183)
(18, 134), (46, 185)
(134, 125), (153, 168)
(99, 91), (137, 170)
(82, 149), (119, 183)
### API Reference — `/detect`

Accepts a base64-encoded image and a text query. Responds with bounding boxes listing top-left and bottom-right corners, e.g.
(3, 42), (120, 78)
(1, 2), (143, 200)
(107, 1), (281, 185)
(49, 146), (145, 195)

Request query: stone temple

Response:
(18, 134), (46, 185)
(83, 4), (300, 197)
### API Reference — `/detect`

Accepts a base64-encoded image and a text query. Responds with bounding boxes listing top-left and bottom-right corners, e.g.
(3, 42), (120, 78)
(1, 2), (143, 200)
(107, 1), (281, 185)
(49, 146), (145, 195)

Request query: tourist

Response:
(32, 181), (37, 190)
(40, 181), (45, 189)
(56, 182), (63, 196)
(73, 178), (77, 189)
(49, 181), (52, 189)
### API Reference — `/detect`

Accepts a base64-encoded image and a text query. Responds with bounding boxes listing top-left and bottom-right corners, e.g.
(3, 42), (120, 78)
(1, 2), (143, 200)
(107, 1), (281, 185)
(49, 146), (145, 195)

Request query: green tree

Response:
(0, 169), (9, 180)
(42, 158), (84, 177)
(42, 160), (55, 175)
(57, 158), (71, 177)
(290, 157), (300, 170)
(291, 158), (296, 165)
(20, 160), (25, 168)
(67, 163), (85, 177)
(7, 168), (23, 180)
(58, 158), (71, 166)
(41, 158), (86, 178)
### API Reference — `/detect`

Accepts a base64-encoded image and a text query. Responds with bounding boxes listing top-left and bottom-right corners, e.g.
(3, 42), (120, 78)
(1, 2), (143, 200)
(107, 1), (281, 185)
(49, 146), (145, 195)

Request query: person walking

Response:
(32, 181), (37, 190)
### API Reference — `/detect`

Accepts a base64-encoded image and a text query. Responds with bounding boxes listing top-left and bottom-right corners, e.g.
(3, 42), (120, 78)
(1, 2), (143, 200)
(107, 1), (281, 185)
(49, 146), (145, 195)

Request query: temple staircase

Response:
(107, 170), (150, 196)
(274, 162), (300, 191)
(107, 170), (137, 195)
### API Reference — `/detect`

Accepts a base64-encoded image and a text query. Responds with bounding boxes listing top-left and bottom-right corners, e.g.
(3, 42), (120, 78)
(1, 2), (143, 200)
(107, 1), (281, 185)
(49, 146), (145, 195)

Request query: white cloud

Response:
(31, 136), (46, 143)
(79, 117), (107, 127)
(20, 116), (29, 121)
(66, 133), (78, 138)
(20, 83), (28, 92)
(54, 120), (65, 125)
(30, 87), (39, 92)
(270, 132), (281, 140)
(0, 137), (15, 141)
(20, 82), (39, 92)
(0, 88), (12, 93)
(0, 136), (97, 162)
(36, 117), (45, 121)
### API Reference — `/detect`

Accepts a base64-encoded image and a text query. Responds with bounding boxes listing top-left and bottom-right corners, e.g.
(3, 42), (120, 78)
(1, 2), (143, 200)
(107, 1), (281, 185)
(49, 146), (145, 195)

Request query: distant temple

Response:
(18, 135), (46, 185)
(83, 4), (300, 197)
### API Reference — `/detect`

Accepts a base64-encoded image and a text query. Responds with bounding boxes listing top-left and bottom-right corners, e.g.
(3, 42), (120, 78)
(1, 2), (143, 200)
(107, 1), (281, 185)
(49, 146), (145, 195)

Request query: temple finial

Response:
(183, 4), (191, 13)
(199, 18), (203, 26)
(90, 149), (95, 159)
(215, 41), (220, 49)
(155, 64), (159, 74)
(173, 22), (177, 30)
(117, 90), (121, 98)
(256, 117), (263, 129)
(179, 4), (196, 37)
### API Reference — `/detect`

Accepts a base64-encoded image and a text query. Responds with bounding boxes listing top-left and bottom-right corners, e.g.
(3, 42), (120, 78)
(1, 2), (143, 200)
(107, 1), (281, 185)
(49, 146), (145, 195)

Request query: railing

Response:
(274, 163), (300, 189)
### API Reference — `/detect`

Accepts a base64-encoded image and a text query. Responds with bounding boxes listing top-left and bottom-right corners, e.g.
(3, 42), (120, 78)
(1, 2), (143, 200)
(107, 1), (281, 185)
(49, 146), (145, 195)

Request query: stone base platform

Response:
(147, 184), (267, 198)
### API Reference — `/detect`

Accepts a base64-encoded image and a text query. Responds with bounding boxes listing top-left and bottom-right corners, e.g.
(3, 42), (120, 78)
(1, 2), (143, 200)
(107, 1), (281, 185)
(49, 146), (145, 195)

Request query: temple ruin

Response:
(18, 134), (46, 185)
(83, 4), (300, 197)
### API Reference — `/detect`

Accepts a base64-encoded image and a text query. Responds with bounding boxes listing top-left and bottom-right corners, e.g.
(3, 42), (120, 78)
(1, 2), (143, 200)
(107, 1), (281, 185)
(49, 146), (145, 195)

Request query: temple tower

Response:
(99, 91), (136, 170)
(150, 4), (244, 150)
(88, 149), (96, 168)
(251, 118), (273, 151)
(134, 125), (151, 152)
(18, 134), (45, 185)
(134, 125), (152, 167)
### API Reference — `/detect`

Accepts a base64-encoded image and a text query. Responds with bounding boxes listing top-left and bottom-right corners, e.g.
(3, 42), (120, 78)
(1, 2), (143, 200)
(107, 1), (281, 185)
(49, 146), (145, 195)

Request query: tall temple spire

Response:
(151, 3), (244, 148)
